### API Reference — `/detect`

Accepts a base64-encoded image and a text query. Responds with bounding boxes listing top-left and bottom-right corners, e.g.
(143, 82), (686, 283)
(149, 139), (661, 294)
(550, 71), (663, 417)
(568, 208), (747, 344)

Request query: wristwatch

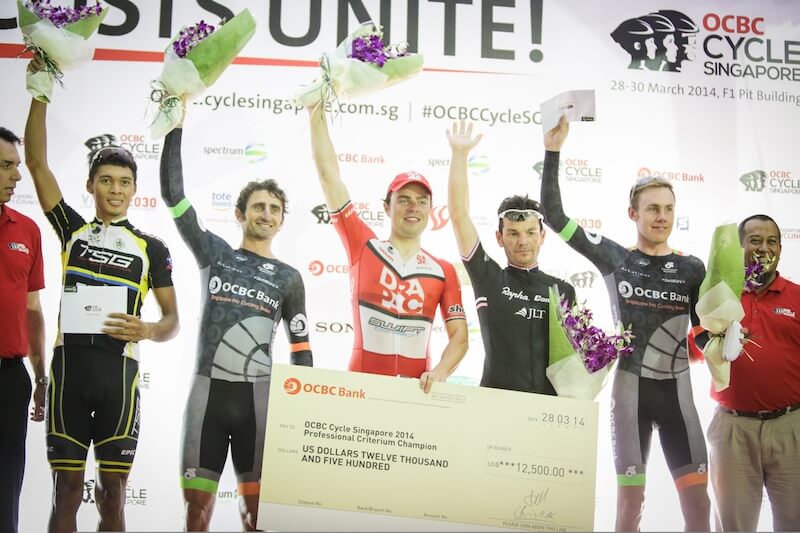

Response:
(35, 376), (48, 386)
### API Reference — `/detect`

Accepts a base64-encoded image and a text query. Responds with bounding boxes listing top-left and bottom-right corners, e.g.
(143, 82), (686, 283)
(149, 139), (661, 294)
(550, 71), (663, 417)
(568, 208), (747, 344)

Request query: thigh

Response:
(91, 355), (140, 475)
(181, 376), (230, 494)
(763, 410), (800, 531)
(46, 347), (92, 471)
(707, 408), (763, 532)
(652, 375), (708, 486)
(229, 381), (262, 496)
(611, 370), (651, 486)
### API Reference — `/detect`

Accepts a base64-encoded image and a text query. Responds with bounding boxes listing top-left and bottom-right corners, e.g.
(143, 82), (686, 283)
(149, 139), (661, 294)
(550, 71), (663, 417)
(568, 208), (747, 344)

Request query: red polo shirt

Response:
(712, 274), (800, 412)
(0, 205), (45, 357)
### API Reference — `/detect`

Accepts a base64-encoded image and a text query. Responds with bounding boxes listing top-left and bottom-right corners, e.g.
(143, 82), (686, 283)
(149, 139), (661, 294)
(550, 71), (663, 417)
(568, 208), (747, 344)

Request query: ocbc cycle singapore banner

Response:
(258, 365), (599, 532)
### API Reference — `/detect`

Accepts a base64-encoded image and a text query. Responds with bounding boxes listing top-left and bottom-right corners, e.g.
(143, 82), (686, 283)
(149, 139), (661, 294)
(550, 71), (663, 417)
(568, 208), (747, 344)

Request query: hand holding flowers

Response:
(17, 0), (107, 102)
(295, 21), (423, 108)
(546, 286), (634, 401)
(149, 9), (256, 138)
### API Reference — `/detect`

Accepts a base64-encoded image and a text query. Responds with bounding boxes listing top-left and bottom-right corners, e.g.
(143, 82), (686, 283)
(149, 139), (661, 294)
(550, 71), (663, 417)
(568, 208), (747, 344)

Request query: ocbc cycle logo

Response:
(284, 378), (301, 395)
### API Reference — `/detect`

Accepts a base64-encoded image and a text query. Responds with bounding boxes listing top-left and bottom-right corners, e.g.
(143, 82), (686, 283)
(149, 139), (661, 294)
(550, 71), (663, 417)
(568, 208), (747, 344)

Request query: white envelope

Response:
(540, 89), (596, 133)
(60, 285), (128, 334)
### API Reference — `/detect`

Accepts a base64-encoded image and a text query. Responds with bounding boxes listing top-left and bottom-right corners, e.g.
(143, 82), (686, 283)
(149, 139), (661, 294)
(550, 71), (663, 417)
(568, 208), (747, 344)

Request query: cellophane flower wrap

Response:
(696, 223), (745, 392)
(17, 0), (108, 103)
(546, 286), (633, 401)
(149, 8), (256, 138)
(294, 21), (423, 108)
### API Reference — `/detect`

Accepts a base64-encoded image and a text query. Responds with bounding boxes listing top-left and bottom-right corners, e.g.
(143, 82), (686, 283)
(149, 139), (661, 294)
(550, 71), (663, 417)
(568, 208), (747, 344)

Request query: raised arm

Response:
(446, 120), (483, 257)
(307, 105), (350, 210)
(160, 121), (215, 266)
(541, 115), (570, 232)
(540, 116), (628, 275)
(24, 97), (63, 212)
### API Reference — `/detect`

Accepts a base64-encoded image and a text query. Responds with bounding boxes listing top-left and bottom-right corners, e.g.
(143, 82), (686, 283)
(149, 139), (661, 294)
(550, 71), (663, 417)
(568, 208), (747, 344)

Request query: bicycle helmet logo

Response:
(284, 378), (301, 395)
(611, 10), (699, 72)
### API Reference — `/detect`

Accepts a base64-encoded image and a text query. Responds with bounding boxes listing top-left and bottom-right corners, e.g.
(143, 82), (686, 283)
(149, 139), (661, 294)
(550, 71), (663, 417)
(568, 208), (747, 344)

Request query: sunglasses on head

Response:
(629, 175), (671, 199)
(498, 208), (543, 222)
(89, 146), (134, 166)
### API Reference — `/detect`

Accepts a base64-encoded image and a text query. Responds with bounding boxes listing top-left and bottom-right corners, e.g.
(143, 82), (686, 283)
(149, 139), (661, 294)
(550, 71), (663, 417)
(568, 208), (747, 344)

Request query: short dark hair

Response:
(0, 127), (21, 145)
(87, 147), (138, 183)
(738, 214), (781, 245)
(236, 179), (288, 215)
(497, 195), (543, 232)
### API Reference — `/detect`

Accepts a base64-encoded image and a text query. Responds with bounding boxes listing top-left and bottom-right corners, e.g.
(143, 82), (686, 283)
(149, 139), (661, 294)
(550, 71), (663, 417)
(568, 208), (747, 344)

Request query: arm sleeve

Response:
(540, 150), (629, 276)
(160, 128), (213, 267)
(439, 260), (466, 322)
(44, 200), (85, 251)
(690, 258), (710, 350)
(330, 201), (374, 267)
(284, 270), (313, 367)
(147, 237), (174, 289)
(28, 224), (45, 291)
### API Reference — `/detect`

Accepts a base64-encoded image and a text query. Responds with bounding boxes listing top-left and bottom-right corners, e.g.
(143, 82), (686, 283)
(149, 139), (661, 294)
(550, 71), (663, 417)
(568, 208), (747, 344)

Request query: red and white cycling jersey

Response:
(331, 201), (465, 377)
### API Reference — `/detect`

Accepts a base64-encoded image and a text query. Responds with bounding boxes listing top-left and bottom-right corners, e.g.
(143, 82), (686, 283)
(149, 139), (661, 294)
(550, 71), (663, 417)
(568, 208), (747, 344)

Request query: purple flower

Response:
(559, 295), (634, 373)
(349, 29), (410, 67)
(744, 252), (775, 292)
(172, 19), (218, 58)
(26, 0), (103, 27)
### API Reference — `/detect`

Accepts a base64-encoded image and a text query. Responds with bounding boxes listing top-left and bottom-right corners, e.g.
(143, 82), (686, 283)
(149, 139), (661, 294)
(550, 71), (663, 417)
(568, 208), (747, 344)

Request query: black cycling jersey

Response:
(540, 151), (705, 379)
(463, 241), (575, 394)
(45, 200), (173, 358)
(160, 129), (312, 383)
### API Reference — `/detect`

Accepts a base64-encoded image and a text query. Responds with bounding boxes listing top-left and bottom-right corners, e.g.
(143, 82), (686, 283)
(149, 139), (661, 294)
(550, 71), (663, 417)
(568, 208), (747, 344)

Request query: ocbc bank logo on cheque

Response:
(283, 377), (366, 399)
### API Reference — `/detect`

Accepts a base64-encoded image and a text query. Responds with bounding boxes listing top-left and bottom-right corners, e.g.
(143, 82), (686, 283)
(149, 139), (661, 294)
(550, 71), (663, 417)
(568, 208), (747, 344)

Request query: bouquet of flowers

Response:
(546, 286), (634, 401)
(149, 9), (256, 138)
(295, 21), (423, 108)
(695, 223), (747, 391)
(17, 0), (108, 102)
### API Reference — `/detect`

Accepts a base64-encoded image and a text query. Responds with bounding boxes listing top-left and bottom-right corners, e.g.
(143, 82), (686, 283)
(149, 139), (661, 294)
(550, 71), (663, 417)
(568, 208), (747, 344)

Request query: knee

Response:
(52, 473), (85, 508)
(95, 478), (126, 514)
(618, 489), (645, 517)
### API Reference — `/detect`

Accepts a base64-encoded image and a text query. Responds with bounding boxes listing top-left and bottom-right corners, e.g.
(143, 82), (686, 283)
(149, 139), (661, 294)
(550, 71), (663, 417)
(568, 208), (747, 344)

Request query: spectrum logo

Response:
(429, 206), (450, 231)
(308, 260), (349, 276)
(468, 155), (490, 175)
(244, 143), (268, 164)
(282, 377), (366, 398)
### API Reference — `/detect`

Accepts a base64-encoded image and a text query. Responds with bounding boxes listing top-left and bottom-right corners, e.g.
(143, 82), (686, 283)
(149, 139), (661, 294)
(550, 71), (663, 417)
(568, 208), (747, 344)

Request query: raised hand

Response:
(446, 119), (483, 154)
(544, 115), (569, 152)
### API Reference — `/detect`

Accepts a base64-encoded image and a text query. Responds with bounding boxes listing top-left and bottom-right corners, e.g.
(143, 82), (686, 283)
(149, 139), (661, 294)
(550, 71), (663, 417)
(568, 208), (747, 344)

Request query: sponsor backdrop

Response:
(1, 1), (798, 531)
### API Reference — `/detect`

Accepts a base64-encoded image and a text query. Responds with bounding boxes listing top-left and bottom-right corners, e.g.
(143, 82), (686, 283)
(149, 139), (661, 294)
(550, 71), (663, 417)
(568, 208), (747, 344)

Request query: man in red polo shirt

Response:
(709, 214), (800, 532)
(0, 126), (46, 533)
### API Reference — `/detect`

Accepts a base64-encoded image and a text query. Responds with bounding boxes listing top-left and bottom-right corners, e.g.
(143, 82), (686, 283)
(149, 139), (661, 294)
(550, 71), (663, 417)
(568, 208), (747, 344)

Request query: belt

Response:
(0, 357), (24, 369)
(721, 403), (800, 421)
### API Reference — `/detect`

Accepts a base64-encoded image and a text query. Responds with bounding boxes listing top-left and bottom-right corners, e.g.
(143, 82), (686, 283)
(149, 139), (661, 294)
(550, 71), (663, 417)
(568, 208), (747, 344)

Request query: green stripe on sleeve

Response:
(168, 198), (192, 219)
(558, 219), (579, 241)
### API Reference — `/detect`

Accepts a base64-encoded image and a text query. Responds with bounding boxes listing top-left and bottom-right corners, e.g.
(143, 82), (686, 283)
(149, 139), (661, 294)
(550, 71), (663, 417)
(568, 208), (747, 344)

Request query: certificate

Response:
(540, 90), (596, 133)
(60, 285), (128, 334)
(259, 365), (599, 532)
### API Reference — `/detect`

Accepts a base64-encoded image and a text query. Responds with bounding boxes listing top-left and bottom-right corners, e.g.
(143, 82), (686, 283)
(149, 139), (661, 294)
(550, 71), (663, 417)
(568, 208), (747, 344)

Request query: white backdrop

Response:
(1, 0), (799, 531)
